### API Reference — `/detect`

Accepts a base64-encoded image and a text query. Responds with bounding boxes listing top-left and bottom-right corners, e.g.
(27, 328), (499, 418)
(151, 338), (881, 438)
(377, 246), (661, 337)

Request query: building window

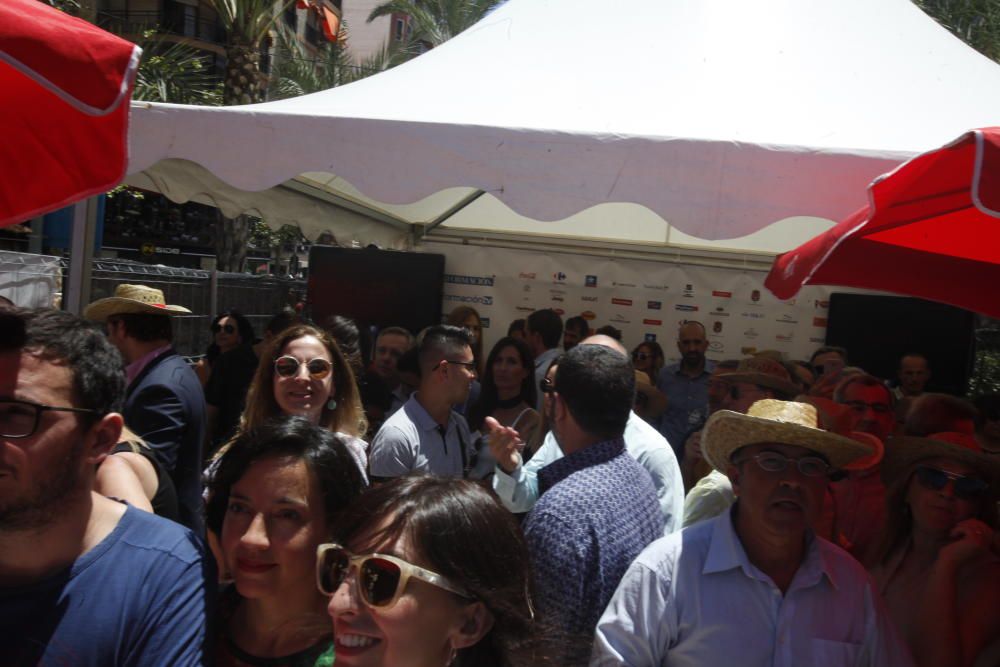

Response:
(394, 17), (404, 41)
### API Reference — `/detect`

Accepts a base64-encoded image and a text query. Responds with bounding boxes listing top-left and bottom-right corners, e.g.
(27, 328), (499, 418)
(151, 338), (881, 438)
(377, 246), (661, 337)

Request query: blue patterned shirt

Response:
(524, 437), (662, 663)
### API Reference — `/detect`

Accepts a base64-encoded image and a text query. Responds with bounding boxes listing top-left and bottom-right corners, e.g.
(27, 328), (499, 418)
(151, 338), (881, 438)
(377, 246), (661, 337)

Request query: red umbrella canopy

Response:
(0, 0), (141, 227)
(766, 127), (1000, 318)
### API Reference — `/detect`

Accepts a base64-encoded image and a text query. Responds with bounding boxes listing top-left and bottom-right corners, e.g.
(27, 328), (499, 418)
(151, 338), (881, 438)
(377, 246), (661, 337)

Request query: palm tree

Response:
(916, 0), (1000, 62)
(209, 0), (294, 105)
(367, 0), (503, 51)
(132, 34), (223, 105)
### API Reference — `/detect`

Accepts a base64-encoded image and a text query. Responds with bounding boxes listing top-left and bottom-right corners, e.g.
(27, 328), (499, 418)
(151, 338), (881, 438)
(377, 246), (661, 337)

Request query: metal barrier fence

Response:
(87, 259), (306, 357)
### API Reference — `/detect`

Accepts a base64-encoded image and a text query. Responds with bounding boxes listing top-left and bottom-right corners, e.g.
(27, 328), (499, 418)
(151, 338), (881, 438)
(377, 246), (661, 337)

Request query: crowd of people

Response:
(0, 283), (998, 666)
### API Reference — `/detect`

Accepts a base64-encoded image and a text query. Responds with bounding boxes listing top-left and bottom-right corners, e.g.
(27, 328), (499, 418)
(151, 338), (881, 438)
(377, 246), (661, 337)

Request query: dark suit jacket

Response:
(124, 348), (206, 534)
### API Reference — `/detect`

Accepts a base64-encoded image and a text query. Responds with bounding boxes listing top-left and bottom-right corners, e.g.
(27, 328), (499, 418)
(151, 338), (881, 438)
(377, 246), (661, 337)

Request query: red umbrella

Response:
(765, 127), (1000, 318)
(0, 0), (141, 228)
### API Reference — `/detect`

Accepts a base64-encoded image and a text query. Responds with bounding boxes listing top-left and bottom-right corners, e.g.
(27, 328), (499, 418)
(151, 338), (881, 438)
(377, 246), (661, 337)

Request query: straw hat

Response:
(84, 284), (191, 321)
(703, 399), (875, 472)
(718, 355), (799, 398)
(882, 432), (1000, 485)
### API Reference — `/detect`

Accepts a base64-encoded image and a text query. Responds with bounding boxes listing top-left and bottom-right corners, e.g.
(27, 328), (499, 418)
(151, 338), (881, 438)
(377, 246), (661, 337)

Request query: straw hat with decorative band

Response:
(702, 399), (875, 472)
(718, 356), (799, 399)
(882, 432), (1000, 485)
(84, 284), (191, 321)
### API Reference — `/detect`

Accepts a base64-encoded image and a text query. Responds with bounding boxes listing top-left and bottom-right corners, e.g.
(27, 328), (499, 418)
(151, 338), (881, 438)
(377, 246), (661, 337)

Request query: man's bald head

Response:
(581, 334), (627, 357)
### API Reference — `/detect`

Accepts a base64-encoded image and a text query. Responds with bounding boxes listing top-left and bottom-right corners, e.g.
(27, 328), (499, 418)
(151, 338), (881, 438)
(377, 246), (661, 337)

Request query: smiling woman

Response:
(322, 476), (548, 667)
(206, 417), (366, 667)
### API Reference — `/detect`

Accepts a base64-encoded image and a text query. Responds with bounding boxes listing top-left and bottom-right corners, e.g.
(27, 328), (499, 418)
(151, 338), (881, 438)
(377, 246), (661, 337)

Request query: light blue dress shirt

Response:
(591, 508), (915, 667)
(492, 411), (684, 535)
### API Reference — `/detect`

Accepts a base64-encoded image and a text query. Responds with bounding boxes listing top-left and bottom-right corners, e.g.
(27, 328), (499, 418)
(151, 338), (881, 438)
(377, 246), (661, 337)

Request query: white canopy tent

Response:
(126, 0), (1000, 258)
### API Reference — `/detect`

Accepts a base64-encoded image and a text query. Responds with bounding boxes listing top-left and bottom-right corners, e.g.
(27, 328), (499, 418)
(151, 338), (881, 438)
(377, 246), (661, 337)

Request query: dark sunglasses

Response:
(914, 466), (989, 501)
(274, 355), (333, 380)
(316, 544), (470, 607)
(212, 323), (236, 334)
(632, 352), (650, 361)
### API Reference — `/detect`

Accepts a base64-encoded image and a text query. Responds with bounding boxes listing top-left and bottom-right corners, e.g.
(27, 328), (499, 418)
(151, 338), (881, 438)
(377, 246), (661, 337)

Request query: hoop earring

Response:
(327, 398), (337, 411)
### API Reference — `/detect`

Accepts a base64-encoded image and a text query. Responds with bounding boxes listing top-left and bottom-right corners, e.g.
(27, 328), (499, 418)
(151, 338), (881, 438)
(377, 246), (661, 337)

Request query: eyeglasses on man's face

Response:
(0, 398), (99, 439)
(437, 359), (476, 372)
(735, 451), (832, 477)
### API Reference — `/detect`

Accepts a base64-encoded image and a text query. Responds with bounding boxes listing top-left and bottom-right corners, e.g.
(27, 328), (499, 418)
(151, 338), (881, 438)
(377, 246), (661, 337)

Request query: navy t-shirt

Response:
(0, 505), (211, 666)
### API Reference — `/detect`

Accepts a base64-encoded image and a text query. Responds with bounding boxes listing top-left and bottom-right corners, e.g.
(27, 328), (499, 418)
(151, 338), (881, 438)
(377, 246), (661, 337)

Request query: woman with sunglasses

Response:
(467, 337), (542, 473)
(872, 432), (1000, 667)
(207, 417), (366, 666)
(630, 341), (664, 385)
(195, 310), (256, 386)
(238, 323), (368, 479)
(321, 476), (545, 667)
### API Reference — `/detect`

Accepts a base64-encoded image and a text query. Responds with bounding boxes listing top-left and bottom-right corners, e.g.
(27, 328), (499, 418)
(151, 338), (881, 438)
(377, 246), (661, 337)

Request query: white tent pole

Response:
(420, 189), (486, 240)
(65, 197), (97, 314)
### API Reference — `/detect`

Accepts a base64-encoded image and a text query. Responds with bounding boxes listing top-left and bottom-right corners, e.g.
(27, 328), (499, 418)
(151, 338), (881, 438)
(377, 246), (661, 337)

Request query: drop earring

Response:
(327, 397), (337, 411)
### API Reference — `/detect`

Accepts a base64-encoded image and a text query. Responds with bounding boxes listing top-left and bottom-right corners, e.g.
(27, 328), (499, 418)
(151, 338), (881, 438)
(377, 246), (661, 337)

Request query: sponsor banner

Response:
(444, 274), (495, 287)
(425, 242), (839, 363)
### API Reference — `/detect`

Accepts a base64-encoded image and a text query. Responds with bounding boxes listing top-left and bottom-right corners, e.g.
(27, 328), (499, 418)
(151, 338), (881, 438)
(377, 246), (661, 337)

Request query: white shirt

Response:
(591, 509), (914, 667)
(492, 411), (684, 535)
(682, 469), (735, 528)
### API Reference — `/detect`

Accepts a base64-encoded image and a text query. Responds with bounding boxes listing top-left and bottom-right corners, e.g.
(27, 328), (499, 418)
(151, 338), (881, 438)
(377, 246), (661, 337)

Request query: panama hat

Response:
(882, 432), (1000, 485)
(718, 355), (799, 398)
(703, 399), (875, 472)
(84, 284), (191, 321)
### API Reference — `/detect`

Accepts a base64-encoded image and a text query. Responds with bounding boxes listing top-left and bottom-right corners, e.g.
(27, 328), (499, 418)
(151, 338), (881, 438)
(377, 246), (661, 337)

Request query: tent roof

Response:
(127, 0), (1000, 253)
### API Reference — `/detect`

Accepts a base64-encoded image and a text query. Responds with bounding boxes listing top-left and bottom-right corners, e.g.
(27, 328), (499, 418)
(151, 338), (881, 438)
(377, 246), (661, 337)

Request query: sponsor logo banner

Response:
(643, 318), (662, 326)
(741, 346), (758, 355)
(809, 336), (825, 343)
(712, 321), (724, 334)
(744, 328), (759, 338)
(581, 295), (598, 302)
(741, 312), (765, 319)
(683, 284), (695, 298)
(611, 298), (633, 307)
(518, 272), (536, 280)
(552, 272), (567, 283)
(676, 304), (699, 312)
(775, 314), (799, 324)
(814, 299), (830, 309)
(712, 290), (732, 298)
(644, 333), (658, 342)
(643, 284), (667, 291)
(813, 317), (828, 327)
(775, 333), (794, 342)
(481, 318), (490, 328)
(611, 314), (631, 324)
(444, 294), (493, 305)
(712, 306), (730, 317)
(585, 275), (598, 287)
(613, 281), (637, 287)
(444, 274), (495, 287)
(647, 300), (662, 310)
(582, 310), (597, 320)
(709, 341), (725, 352)
(750, 289), (761, 302)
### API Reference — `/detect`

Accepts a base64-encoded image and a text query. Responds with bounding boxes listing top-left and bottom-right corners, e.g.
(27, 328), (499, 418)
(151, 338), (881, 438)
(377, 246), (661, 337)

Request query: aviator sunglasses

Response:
(274, 355), (333, 380)
(316, 544), (471, 608)
(914, 466), (989, 501)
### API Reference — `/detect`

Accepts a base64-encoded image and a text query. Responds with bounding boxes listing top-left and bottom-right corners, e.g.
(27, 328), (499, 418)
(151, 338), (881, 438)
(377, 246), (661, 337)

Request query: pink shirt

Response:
(125, 344), (173, 386)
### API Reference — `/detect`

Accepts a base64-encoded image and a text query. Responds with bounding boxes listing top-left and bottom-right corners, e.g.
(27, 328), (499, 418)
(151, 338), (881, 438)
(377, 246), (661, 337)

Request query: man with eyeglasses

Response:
(681, 355), (799, 528)
(0, 308), (209, 666)
(369, 325), (477, 479)
(85, 284), (206, 534)
(593, 399), (914, 667)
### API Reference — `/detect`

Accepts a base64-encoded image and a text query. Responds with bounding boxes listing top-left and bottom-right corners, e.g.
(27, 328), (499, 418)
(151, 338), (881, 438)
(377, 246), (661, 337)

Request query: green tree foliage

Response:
(916, 0), (1000, 62)
(132, 33), (223, 105)
(367, 0), (504, 50)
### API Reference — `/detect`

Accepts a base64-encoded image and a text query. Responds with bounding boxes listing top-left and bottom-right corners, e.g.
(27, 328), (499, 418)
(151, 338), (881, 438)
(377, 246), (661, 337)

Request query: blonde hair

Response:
(240, 324), (367, 438)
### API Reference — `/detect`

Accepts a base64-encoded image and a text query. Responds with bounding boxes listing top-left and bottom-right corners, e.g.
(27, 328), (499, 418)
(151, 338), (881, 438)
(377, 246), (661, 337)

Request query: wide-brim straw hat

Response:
(703, 399), (875, 472)
(718, 355), (799, 398)
(84, 284), (191, 321)
(882, 432), (1000, 486)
